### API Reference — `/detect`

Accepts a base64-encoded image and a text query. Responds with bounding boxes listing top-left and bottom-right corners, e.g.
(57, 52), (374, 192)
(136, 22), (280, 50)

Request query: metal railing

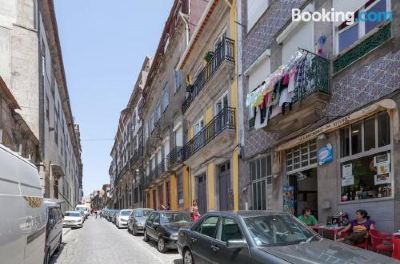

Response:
(184, 107), (236, 159)
(167, 146), (185, 169)
(182, 37), (235, 113)
(249, 50), (329, 128)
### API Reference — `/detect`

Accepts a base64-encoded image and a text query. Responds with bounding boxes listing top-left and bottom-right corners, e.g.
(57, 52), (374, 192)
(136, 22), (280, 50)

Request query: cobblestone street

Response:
(51, 217), (181, 264)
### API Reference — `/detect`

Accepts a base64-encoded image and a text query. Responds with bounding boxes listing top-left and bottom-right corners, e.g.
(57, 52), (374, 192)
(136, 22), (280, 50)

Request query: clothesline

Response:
(246, 49), (310, 108)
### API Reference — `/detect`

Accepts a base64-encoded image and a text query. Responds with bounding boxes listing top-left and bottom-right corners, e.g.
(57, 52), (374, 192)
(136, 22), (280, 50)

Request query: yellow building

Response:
(178, 0), (239, 213)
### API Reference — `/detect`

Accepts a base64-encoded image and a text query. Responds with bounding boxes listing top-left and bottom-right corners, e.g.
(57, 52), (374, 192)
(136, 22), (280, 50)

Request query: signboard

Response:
(283, 185), (295, 215)
(342, 163), (354, 186)
(318, 143), (333, 166)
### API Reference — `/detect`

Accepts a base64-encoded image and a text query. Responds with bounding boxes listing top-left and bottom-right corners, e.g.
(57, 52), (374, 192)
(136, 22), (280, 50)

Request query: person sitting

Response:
(298, 208), (318, 227)
(337, 209), (375, 245)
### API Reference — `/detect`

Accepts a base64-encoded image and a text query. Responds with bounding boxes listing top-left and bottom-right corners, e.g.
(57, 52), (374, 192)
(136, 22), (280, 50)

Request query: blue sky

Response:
(54, 0), (173, 196)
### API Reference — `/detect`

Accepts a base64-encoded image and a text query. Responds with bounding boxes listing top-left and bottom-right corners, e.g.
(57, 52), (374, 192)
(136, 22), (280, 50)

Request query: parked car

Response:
(43, 200), (63, 264)
(128, 208), (154, 235)
(0, 144), (46, 264)
(144, 211), (192, 253)
(177, 211), (398, 264)
(63, 211), (84, 228)
(111, 210), (120, 224)
(116, 209), (133, 228)
(75, 204), (90, 219)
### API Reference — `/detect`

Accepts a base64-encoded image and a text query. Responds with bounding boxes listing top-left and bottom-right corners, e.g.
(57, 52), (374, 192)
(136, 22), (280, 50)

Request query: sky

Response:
(54, 0), (173, 196)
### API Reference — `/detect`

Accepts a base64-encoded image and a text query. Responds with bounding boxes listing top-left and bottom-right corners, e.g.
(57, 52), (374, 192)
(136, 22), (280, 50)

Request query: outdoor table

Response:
(313, 225), (345, 241)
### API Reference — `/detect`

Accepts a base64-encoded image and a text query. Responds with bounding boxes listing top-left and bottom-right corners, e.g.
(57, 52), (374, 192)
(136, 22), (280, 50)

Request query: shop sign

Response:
(318, 143), (333, 166)
(283, 185), (295, 215)
(374, 153), (391, 185)
(342, 163), (354, 186)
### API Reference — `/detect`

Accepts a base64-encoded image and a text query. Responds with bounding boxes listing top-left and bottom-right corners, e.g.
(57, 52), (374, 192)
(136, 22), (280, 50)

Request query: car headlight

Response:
(170, 234), (178, 240)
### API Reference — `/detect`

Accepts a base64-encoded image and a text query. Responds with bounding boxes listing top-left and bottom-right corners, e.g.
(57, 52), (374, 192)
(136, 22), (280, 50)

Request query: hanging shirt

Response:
(279, 87), (292, 107)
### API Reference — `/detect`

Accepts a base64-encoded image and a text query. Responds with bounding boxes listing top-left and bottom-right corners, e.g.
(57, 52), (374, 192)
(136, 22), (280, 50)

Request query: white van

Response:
(0, 144), (46, 264)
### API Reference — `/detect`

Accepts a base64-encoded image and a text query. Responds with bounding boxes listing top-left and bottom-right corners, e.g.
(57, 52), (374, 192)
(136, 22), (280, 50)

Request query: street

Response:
(52, 217), (181, 264)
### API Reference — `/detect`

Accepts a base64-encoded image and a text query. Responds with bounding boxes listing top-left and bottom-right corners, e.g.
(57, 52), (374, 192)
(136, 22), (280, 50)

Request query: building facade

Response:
(110, 57), (151, 209)
(0, 76), (40, 164)
(141, 0), (207, 211)
(0, 0), (83, 210)
(238, 0), (400, 232)
(177, 0), (239, 214)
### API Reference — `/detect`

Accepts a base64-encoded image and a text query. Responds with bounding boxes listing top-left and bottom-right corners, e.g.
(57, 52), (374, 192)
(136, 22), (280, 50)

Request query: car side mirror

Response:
(226, 239), (247, 249)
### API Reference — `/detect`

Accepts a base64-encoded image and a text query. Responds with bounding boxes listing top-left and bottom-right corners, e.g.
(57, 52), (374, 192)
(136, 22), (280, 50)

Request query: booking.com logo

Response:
(292, 8), (393, 25)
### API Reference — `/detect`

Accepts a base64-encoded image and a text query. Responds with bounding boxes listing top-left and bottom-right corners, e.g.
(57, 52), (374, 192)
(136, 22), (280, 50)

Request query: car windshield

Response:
(64, 212), (81, 217)
(244, 214), (315, 247)
(135, 210), (152, 217)
(161, 212), (191, 224)
(120, 210), (132, 216)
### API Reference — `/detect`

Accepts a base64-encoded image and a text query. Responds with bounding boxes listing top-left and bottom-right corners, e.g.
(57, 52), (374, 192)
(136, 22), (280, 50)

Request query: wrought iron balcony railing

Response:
(184, 107), (236, 159)
(182, 37), (234, 113)
(167, 146), (185, 170)
(249, 50), (329, 128)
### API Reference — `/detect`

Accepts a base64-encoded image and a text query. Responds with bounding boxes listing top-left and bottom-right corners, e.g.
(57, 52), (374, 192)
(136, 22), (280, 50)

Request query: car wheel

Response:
(44, 249), (51, 264)
(183, 249), (194, 264)
(132, 226), (137, 236)
(143, 229), (149, 242)
(157, 238), (167, 253)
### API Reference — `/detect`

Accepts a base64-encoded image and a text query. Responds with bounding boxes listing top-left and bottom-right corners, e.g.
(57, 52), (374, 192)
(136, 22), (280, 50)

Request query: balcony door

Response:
(215, 93), (229, 133)
(193, 118), (205, 152)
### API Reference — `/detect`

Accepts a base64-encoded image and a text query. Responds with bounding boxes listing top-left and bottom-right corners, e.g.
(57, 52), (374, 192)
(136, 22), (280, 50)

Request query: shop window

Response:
(364, 117), (375, 151)
(378, 111), (390, 147)
(340, 112), (390, 157)
(341, 151), (391, 201)
(351, 122), (362, 155)
(250, 156), (272, 210)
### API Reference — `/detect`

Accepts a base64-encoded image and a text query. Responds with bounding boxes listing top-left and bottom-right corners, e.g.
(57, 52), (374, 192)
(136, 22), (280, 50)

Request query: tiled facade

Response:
(238, 0), (400, 232)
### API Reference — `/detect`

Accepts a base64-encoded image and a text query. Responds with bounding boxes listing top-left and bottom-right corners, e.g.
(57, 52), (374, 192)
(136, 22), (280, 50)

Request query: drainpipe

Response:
(37, 1), (47, 196)
(236, 0), (245, 148)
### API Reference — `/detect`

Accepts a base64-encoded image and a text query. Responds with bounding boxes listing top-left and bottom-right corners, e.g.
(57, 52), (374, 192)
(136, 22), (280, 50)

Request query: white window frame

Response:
(335, 0), (391, 54)
(214, 91), (229, 116)
(193, 118), (204, 135)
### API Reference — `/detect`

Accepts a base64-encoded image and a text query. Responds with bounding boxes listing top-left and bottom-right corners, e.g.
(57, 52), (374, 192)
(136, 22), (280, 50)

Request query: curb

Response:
(62, 228), (71, 236)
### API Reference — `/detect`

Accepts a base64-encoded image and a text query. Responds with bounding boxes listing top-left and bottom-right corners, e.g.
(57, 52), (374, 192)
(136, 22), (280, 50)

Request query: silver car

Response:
(128, 208), (154, 235)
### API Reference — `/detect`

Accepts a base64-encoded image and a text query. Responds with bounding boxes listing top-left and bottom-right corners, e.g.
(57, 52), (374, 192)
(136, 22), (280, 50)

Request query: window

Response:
(286, 140), (317, 173)
(174, 69), (184, 93)
(340, 112), (392, 202)
(336, 0), (391, 53)
(177, 173), (183, 206)
(196, 216), (219, 238)
(250, 156), (272, 210)
(162, 83), (169, 111)
(215, 92), (229, 115)
(221, 218), (243, 242)
(246, 0), (269, 31)
(193, 119), (204, 135)
(340, 112), (390, 157)
(46, 95), (50, 121)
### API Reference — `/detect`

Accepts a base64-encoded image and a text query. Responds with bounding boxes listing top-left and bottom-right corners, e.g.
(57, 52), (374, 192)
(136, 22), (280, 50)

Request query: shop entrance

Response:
(196, 174), (207, 214)
(288, 168), (318, 217)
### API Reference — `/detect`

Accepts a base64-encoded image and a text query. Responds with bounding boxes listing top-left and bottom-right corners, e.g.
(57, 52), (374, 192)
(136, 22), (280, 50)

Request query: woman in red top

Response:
(190, 200), (200, 222)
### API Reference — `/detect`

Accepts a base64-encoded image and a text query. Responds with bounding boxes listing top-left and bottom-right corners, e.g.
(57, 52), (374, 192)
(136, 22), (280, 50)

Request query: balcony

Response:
(250, 51), (329, 135)
(184, 107), (236, 168)
(182, 37), (234, 115)
(167, 146), (185, 171)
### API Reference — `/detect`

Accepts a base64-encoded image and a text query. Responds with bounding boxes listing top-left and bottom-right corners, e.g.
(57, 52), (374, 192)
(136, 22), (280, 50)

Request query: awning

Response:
(275, 99), (397, 152)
